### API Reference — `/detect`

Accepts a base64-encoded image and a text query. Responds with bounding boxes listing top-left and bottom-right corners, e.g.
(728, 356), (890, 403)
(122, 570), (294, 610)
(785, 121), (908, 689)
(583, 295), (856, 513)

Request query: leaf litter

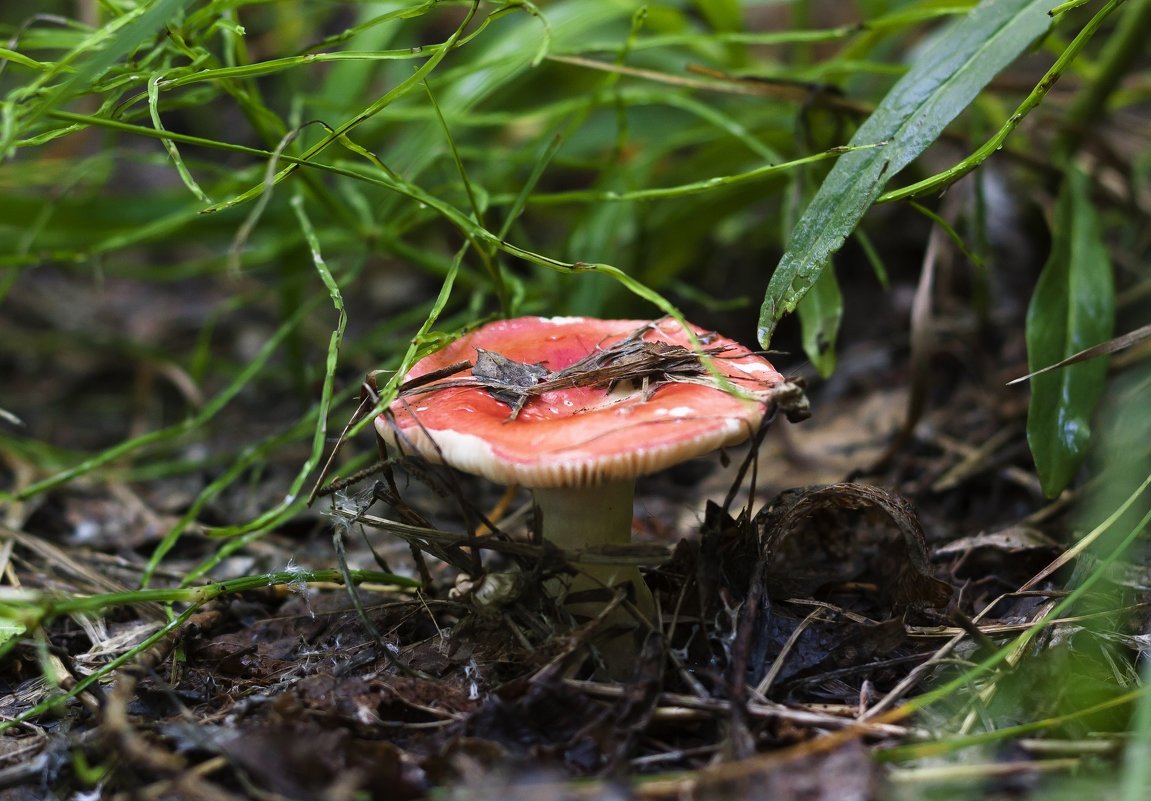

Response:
(2, 307), (1146, 801)
(391, 319), (810, 422)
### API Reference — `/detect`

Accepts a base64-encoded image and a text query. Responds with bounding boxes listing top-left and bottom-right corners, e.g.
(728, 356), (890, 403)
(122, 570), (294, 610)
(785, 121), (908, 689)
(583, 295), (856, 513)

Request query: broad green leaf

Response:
(1026, 168), (1115, 497)
(797, 261), (842, 378)
(757, 0), (1053, 348)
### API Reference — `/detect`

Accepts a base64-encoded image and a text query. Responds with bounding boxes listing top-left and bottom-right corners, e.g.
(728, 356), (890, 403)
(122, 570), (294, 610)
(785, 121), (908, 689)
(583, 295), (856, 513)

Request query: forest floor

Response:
(5, 232), (1140, 801)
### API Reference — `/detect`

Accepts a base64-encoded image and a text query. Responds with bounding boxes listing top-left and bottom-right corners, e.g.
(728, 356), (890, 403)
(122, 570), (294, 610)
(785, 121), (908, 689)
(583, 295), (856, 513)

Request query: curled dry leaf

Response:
(756, 482), (953, 613)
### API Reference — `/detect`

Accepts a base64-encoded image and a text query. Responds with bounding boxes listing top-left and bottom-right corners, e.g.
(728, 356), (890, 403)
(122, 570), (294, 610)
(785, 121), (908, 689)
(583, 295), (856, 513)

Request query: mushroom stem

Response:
(533, 482), (634, 554)
(533, 482), (656, 628)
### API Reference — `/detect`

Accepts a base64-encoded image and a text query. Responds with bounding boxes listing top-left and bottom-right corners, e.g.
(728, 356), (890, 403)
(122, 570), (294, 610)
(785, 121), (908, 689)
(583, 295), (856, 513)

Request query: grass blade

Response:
(200, 2), (481, 215)
(1, 0), (193, 159)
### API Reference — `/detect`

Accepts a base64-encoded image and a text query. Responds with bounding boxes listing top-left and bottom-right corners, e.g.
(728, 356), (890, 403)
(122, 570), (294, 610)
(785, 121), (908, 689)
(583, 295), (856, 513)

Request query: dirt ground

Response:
(1, 186), (1146, 800)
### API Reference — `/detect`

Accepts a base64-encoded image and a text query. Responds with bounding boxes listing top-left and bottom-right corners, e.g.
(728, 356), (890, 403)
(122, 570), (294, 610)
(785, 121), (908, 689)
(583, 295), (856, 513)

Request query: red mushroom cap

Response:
(376, 316), (785, 487)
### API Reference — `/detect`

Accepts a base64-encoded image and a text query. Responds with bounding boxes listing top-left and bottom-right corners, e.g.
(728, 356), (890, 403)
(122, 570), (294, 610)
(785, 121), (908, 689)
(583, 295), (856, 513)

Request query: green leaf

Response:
(692, 0), (743, 33)
(1026, 167), (1115, 497)
(797, 262), (842, 378)
(0, 616), (25, 652)
(757, 0), (1053, 348)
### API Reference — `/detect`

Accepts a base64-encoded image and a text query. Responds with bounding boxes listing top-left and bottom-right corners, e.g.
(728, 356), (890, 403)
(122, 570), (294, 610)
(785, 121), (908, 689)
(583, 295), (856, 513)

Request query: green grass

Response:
(1, 0), (1150, 797)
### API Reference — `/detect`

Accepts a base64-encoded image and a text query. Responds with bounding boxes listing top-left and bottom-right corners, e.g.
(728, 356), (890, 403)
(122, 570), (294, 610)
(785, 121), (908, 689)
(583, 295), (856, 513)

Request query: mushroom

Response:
(375, 316), (802, 659)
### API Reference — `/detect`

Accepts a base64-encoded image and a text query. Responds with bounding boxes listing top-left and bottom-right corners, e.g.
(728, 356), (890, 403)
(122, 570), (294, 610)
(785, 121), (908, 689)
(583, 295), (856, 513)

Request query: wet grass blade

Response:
(2, 0), (193, 158)
(502, 145), (861, 205)
(756, 0), (1053, 348)
(1025, 167), (1115, 497)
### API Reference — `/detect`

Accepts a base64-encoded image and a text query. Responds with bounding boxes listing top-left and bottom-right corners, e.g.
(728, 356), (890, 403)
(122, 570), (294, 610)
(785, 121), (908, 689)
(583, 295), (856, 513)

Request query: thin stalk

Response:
(0, 568), (417, 623)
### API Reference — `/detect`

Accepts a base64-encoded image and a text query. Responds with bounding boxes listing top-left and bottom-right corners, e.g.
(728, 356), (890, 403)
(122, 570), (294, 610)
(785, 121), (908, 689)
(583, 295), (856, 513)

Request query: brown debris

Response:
(397, 319), (739, 419)
(757, 482), (954, 614)
(3, 242), (1140, 801)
